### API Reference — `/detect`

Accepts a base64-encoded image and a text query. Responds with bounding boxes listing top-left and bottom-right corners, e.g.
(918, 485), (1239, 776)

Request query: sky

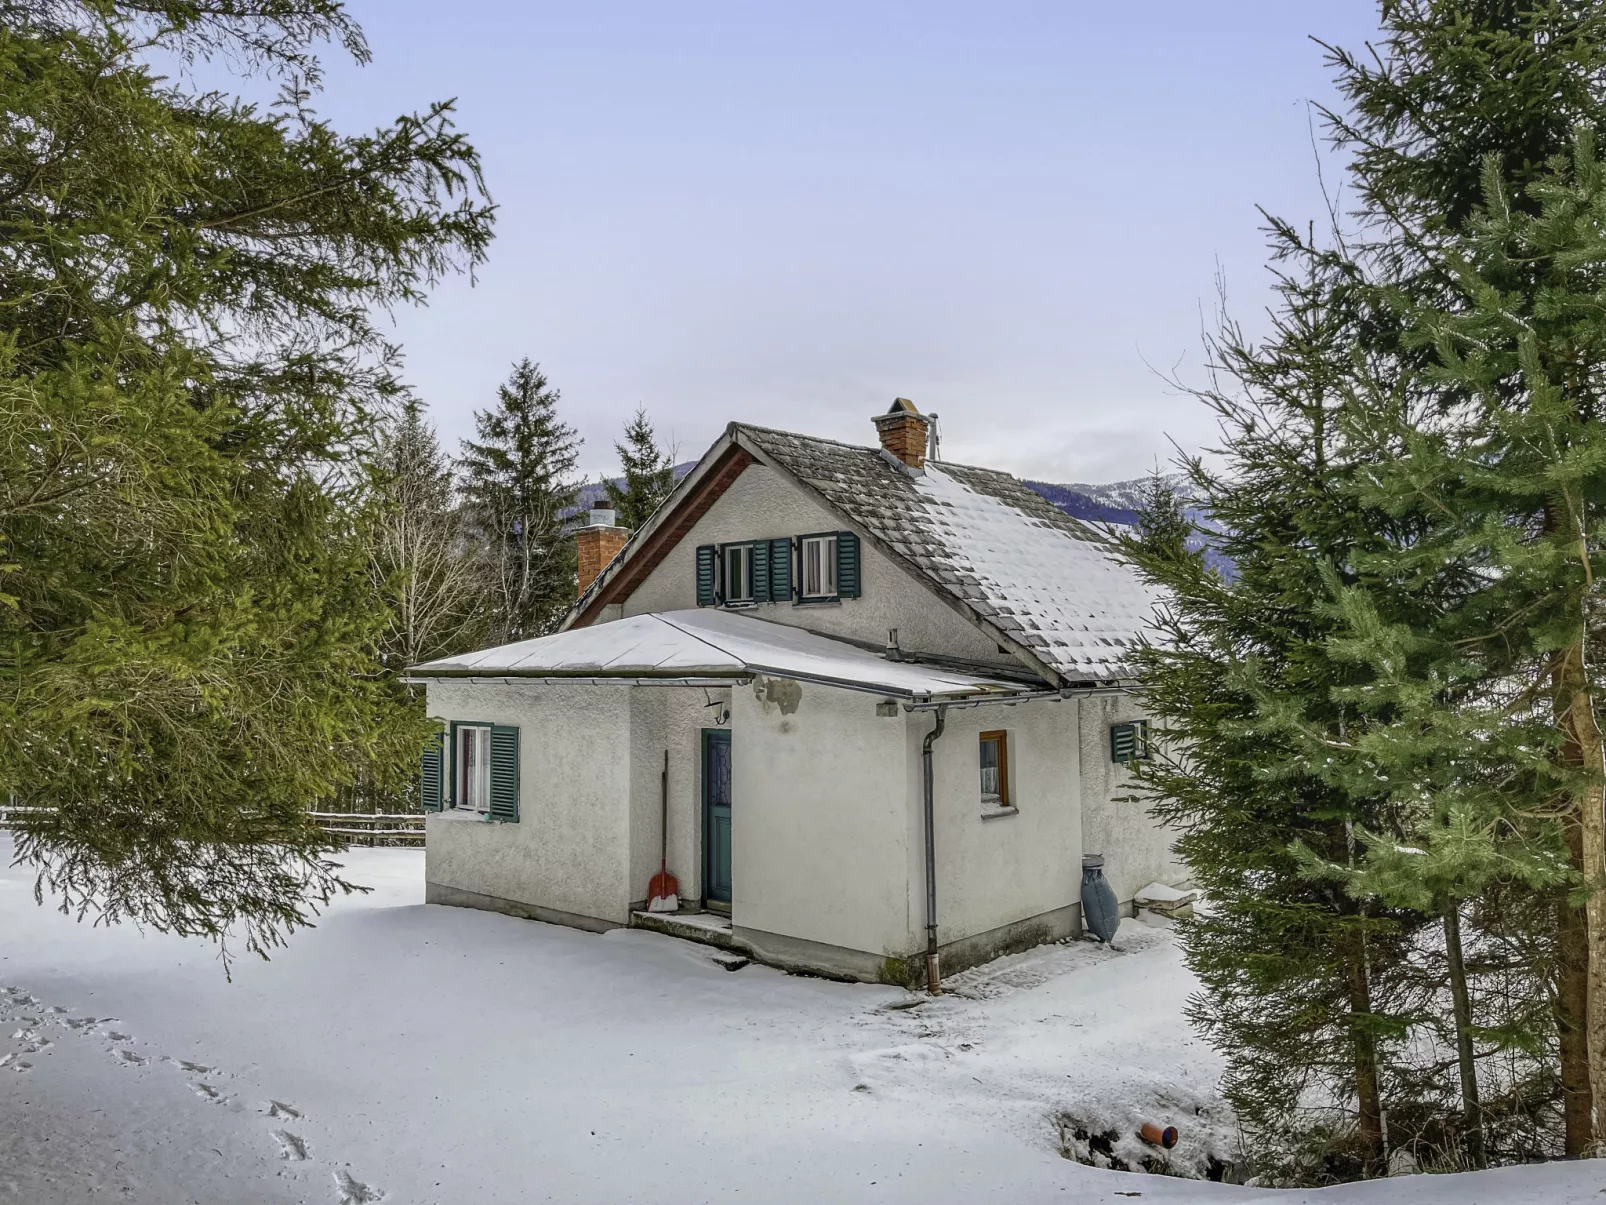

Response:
(303, 2), (1386, 484)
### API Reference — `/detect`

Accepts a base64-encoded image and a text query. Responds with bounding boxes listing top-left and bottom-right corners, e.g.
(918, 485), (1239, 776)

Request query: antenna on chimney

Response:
(926, 413), (941, 464)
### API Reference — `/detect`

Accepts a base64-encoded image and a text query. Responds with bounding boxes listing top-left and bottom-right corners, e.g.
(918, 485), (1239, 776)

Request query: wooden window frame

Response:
(979, 729), (1010, 808)
(720, 541), (756, 606)
(450, 720), (494, 814)
(798, 532), (839, 602)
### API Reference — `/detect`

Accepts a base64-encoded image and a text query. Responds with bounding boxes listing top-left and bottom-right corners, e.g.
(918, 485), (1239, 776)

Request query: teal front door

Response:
(702, 729), (732, 908)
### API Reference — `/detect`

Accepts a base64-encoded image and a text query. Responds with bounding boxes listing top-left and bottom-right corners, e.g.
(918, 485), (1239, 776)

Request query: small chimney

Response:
(575, 506), (629, 598)
(873, 397), (932, 470)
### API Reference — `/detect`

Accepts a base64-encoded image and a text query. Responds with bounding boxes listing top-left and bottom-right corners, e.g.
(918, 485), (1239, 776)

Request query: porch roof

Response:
(408, 610), (1050, 702)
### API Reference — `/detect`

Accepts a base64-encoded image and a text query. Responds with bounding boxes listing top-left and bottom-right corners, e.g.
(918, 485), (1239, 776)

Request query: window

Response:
(724, 543), (754, 604)
(456, 724), (492, 812)
(801, 534), (838, 600)
(1110, 720), (1150, 764)
(979, 730), (1010, 808)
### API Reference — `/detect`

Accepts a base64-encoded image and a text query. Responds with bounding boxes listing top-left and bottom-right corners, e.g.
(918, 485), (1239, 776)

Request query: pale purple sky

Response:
(318, 1), (1383, 483)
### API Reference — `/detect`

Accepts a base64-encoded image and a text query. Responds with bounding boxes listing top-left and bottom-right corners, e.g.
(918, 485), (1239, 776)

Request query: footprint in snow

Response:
(105, 1031), (131, 1042)
(272, 1130), (310, 1161)
(191, 1081), (223, 1102)
(266, 1100), (304, 1121)
(115, 1049), (149, 1067)
(63, 1017), (113, 1032)
(178, 1060), (215, 1075)
(334, 1169), (385, 1203)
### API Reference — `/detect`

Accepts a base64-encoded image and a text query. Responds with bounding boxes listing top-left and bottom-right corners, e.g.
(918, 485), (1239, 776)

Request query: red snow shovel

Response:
(647, 750), (680, 912)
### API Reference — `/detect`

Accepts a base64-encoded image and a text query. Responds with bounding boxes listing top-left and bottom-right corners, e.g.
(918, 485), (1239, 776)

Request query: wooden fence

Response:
(0, 803), (51, 829)
(0, 803), (423, 848)
(307, 812), (425, 847)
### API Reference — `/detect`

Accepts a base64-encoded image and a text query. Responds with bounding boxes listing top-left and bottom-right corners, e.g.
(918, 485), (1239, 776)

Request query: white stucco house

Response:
(407, 400), (1186, 988)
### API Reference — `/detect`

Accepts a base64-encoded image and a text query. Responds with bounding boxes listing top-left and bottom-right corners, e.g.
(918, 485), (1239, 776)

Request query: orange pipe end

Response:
(1140, 1122), (1179, 1149)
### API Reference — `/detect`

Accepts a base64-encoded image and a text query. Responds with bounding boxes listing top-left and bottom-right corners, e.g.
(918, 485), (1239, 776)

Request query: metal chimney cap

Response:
(587, 506), (618, 527)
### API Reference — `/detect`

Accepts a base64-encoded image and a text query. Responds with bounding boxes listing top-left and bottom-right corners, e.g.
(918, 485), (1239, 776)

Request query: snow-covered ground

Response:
(0, 839), (1598, 1204)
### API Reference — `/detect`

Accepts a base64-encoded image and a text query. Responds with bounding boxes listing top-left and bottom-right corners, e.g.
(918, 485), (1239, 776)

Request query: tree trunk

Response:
(1346, 930), (1388, 1176)
(1442, 900), (1484, 1168)
(1557, 819), (1595, 1157)
(1557, 639), (1606, 1152)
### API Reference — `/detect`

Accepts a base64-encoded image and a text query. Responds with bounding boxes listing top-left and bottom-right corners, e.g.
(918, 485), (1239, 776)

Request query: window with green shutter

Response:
(489, 725), (520, 822)
(420, 730), (445, 812)
(445, 722), (520, 821)
(1110, 720), (1150, 764)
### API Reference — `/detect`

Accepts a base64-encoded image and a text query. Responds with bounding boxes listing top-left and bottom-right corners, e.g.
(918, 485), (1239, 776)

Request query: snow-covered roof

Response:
(737, 426), (1158, 683)
(409, 609), (1044, 701)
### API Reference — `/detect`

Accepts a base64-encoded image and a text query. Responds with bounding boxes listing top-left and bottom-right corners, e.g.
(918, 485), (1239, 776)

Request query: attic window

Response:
(724, 544), (755, 605)
(801, 534), (838, 600)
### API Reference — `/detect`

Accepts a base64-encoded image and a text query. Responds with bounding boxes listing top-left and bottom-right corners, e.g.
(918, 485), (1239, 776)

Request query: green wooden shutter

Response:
(770, 537), (793, 601)
(489, 725), (520, 822)
(695, 545), (717, 606)
(1110, 720), (1149, 764)
(751, 540), (771, 603)
(420, 730), (445, 812)
(836, 530), (861, 598)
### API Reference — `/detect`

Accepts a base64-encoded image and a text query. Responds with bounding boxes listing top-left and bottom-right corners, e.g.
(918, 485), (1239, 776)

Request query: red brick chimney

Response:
(575, 507), (629, 597)
(872, 398), (932, 470)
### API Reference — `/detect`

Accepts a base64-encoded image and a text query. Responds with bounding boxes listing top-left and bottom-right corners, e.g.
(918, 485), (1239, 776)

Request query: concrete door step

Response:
(630, 909), (738, 952)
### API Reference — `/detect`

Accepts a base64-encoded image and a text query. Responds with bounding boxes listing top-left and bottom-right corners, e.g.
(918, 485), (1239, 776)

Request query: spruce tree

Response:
(1310, 1), (1606, 1157)
(460, 360), (581, 644)
(603, 406), (677, 531)
(1122, 0), (1606, 1172)
(1321, 128), (1606, 1157)
(1116, 279), (1420, 1180)
(0, 1), (491, 962)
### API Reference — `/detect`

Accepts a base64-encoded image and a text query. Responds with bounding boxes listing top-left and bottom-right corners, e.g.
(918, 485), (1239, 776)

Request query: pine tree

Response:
(1326, 128), (1606, 1157)
(1116, 275), (1422, 1180)
(1310, 1), (1606, 1157)
(460, 360), (581, 644)
(0, 1), (492, 963)
(1121, 2), (1606, 1170)
(603, 406), (677, 531)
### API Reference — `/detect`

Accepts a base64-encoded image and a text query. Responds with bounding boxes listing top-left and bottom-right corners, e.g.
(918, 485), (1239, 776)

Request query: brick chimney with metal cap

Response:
(575, 505), (629, 597)
(873, 397), (932, 470)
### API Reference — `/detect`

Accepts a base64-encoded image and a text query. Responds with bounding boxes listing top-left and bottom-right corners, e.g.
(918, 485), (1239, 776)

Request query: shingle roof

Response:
(736, 424), (1157, 684)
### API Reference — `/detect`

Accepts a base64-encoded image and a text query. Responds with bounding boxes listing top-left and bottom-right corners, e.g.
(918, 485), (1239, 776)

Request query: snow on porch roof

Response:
(408, 609), (1047, 701)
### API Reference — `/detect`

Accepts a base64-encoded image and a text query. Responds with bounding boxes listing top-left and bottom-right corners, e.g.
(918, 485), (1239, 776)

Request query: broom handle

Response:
(660, 749), (669, 873)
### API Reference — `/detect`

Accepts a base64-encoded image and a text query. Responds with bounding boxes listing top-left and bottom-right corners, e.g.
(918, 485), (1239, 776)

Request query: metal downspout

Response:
(922, 705), (948, 993)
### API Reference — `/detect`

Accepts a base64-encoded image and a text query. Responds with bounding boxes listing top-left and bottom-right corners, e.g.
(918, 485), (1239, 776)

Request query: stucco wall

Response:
(423, 681), (634, 924)
(730, 675), (917, 959)
(622, 462), (1017, 670)
(907, 699), (1084, 948)
(1077, 692), (1189, 907)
